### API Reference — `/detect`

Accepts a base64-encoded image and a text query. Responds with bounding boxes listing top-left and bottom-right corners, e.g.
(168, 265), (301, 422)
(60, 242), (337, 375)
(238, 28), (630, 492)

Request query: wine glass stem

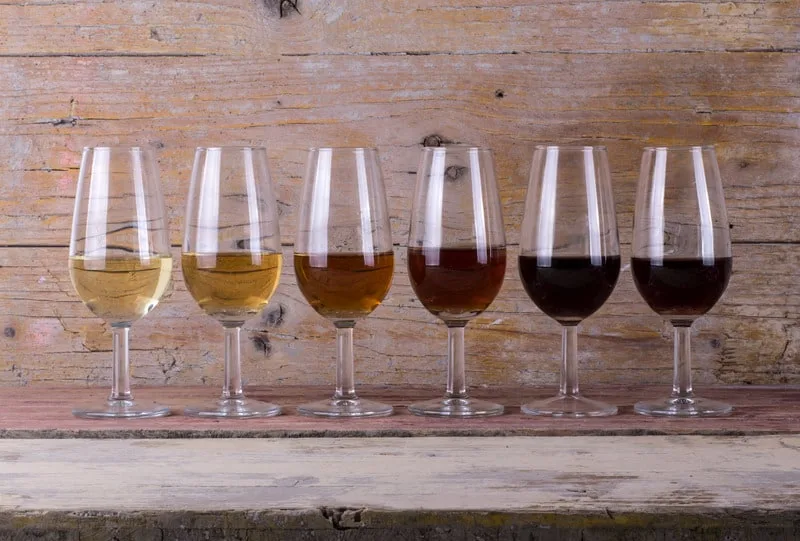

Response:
(222, 325), (244, 400)
(335, 322), (357, 400)
(672, 325), (694, 398)
(560, 325), (579, 397)
(446, 323), (468, 399)
(110, 325), (133, 401)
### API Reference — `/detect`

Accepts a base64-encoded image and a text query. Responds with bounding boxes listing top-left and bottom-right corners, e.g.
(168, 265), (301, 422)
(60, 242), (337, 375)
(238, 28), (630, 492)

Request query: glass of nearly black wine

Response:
(519, 145), (621, 417)
(407, 145), (507, 417)
(632, 145), (733, 417)
(294, 148), (395, 417)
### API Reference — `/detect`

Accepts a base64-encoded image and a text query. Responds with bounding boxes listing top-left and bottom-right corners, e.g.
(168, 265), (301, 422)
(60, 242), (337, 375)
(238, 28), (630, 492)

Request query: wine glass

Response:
(632, 145), (733, 417)
(68, 146), (172, 419)
(407, 145), (506, 417)
(182, 146), (283, 418)
(294, 147), (394, 417)
(518, 145), (620, 417)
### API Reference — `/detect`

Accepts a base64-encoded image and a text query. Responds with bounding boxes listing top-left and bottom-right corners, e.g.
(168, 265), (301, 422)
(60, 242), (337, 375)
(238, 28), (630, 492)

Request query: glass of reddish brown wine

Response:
(519, 145), (621, 417)
(632, 145), (733, 417)
(294, 148), (395, 417)
(407, 145), (507, 417)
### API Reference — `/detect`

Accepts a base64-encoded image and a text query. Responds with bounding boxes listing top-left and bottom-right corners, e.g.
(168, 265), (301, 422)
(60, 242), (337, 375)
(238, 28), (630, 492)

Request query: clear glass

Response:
(68, 146), (172, 419)
(181, 146), (283, 418)
(632, 145), (733, 417)
(407, 146), (506, 417)
(519, 146), (621, 417)
(294, 147), (394, 417)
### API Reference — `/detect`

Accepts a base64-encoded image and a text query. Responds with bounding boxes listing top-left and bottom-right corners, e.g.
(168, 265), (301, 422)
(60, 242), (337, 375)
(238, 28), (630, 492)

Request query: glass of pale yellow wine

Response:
(68, 146), (173, 419)
(181, 146), (283, 418)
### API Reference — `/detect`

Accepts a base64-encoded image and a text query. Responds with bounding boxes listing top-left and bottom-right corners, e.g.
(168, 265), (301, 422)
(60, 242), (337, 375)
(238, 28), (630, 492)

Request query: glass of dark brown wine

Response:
(632, 145), (733, 417)
(294, 147), (394, 417)
(519, 145), (621, 417)
(407, 145), (506, 417)
(182, 146), (283, 418)
(69, 146), (173, 419)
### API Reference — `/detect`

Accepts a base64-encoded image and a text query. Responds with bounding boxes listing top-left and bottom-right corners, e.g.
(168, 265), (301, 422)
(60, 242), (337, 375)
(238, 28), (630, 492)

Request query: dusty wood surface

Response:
(0, 385), (797, 438)
(0, 1), (797, 389)
(1, 435), (798, 539)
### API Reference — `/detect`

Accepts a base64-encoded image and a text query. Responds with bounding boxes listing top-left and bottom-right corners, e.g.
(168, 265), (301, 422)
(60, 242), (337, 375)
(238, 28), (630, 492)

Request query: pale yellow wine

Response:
(181, 252), (282, 323)
(69, 255), (173, 325)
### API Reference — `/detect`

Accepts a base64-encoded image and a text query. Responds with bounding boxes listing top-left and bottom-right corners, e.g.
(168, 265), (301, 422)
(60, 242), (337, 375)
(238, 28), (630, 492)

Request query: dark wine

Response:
(518, 255), (620, 325)
(294, 252), (394, 320)
(408, 246), (506, 322)
(631, 257), (732, 324)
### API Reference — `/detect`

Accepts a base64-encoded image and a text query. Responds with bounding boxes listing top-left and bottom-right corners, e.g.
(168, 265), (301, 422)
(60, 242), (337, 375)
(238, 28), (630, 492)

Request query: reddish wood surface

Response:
(1, 385), (797, 438)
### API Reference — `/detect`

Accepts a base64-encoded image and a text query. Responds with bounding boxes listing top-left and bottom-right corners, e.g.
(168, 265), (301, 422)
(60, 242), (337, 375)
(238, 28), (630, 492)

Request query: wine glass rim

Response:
(421, 144), (492, 151)
(83, 145), (150, 152)
(642, 144), (716, 151)
(195, 145), (267, 151)
(534, 144), (607, 151)
(308, 146), (379, 151)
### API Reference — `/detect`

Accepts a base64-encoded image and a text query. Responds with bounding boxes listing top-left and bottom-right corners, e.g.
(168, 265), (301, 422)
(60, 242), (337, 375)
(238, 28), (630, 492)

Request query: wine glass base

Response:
(521, 394), (618, 418)
(408, 397), (504, 418)
(634, 396), (733, 417)
(297, 397), (394, 418)
(72, 399), (172, 420)
(184, 397), (282, 419)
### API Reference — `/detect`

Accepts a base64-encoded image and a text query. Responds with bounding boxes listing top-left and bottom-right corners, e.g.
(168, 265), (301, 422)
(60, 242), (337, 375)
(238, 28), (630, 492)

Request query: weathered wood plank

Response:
(0, 385), (798, 438)
(1, 244), (798, 388)
(0, 53), (797, 245)
(0, 435), (798, 540)
(1, 1), (797, 56)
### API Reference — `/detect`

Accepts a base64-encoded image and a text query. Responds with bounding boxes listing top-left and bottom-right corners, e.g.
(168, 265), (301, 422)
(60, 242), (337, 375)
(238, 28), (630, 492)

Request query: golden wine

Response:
(294, 252), (394, 320)
(68, 255), (173, 325)
(182, 252), (282, 323)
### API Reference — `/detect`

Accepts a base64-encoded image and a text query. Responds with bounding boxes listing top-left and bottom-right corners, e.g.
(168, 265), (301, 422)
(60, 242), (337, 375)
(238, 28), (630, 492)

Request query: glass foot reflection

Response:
(72, 399), (172, 419)
(184, 397), (281, 418)
(408, 396), (504, 417)
(522, 394), (617, 418)
(634, 395), (732, 417)
(297, 396), (394, 418)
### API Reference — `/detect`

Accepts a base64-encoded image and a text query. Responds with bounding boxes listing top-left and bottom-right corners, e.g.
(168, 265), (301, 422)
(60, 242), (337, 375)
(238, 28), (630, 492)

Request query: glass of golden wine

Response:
(68, 146), (173, 419)
(181, 146), (284, 418)
(294, 147), (395, 417)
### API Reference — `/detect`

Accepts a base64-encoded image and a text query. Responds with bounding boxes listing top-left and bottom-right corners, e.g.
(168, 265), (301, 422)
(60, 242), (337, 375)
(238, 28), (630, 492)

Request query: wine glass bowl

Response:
(294, 147), (395, 418)
(407, 145), (507, 417)
(518, 145), (621, 417)
(632, 145), (733, 417)
(181, 146), (283, 418)
(68, 146), (173, 419)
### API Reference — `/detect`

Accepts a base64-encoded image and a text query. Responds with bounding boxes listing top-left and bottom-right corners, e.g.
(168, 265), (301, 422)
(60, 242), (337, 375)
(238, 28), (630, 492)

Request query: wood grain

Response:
(0, 435), (798, 539)
(0, 385), (798, 438)
(0, 0), (797, 389)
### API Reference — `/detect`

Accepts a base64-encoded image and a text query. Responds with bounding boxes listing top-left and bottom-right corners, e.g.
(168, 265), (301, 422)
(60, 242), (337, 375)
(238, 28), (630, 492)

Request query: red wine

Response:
(631, 257), (732, 325)
(408, 246), (506, 323)
(518, 255), (620, 325)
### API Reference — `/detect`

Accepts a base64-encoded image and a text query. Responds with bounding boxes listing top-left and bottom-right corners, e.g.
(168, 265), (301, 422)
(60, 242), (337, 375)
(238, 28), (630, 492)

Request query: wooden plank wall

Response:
(0, 1), (798, 389)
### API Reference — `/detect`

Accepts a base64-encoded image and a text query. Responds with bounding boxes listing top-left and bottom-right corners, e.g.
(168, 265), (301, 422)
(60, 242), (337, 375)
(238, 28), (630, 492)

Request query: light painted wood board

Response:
(1, 244), (798, 387)
(0, 435), (798, 513)
(0, 385), (797, 439)
(0, 53), (797, 245)
(1, 1), (797, 57)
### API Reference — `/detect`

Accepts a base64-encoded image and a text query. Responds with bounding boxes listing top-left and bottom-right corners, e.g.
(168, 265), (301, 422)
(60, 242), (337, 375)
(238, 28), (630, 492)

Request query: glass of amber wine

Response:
(407, 146), (507, 417)
(294, 147), (394, 417)
(182, 146), (283, 418)
(68, 146), (173, 419)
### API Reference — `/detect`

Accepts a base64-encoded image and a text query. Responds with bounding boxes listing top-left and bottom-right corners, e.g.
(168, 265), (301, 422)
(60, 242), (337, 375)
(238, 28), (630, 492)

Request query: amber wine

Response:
(69, 255), (173, 325)
(294, 252), (394, 320)
(182, 252), (282, 323)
